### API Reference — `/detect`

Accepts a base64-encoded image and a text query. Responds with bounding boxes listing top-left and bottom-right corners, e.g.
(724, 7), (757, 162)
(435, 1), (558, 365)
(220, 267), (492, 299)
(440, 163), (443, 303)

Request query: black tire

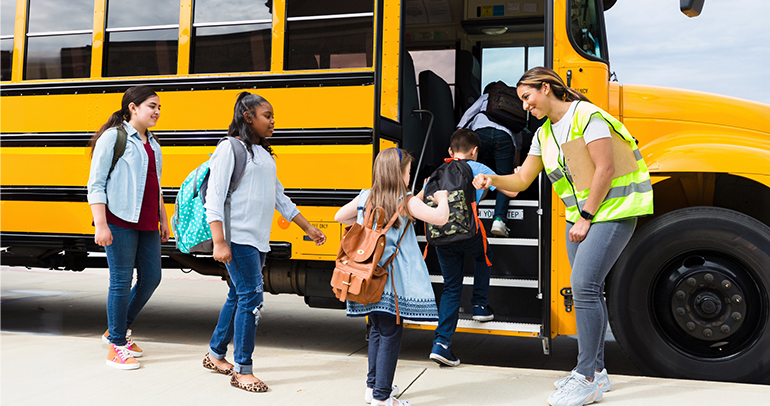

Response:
(607, 207), (770, 384)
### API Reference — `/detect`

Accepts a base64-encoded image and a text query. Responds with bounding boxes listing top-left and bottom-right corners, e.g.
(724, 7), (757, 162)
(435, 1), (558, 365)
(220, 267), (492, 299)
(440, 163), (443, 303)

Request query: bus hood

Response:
(621, 84), (770, 136)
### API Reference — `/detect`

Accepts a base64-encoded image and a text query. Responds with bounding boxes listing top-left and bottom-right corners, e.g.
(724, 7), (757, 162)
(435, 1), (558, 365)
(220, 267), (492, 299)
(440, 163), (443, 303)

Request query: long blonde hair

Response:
(367, 148), (414, 229)
(517, 66), (590, 103)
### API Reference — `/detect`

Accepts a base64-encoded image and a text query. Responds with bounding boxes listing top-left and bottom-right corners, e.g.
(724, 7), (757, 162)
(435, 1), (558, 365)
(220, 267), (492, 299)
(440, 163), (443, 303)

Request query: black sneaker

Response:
(472, 305), (494, 322)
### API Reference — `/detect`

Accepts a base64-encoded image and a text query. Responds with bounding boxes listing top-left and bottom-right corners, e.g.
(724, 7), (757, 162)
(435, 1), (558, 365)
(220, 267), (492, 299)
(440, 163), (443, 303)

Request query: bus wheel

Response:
(607, 207), (770, 384)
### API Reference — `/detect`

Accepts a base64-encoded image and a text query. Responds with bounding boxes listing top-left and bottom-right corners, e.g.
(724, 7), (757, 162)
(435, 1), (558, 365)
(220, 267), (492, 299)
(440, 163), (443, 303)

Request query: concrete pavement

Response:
(2, 331), (769, 406)
(2, 267), (768, 405)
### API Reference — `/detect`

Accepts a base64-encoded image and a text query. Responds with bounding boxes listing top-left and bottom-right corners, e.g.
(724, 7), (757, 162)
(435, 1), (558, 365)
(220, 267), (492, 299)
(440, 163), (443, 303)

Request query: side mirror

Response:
(680, 0), (705, 17)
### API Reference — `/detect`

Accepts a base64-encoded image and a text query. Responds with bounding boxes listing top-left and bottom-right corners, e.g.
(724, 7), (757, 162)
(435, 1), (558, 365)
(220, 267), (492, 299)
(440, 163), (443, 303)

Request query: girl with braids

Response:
(474, 67), (653, 406)
(87, 86), (169, 370)
(202, 92), (326, 392)
(335, 148), (450, 406)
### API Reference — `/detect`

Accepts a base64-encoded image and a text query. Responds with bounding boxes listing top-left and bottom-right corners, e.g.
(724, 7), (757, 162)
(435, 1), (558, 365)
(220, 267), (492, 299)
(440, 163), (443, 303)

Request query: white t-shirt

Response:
(528, 101), (611, 157)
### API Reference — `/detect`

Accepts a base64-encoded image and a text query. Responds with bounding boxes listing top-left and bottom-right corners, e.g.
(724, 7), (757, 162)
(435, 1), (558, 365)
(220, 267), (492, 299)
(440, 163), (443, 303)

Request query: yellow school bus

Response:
(2, 0), (768, 383)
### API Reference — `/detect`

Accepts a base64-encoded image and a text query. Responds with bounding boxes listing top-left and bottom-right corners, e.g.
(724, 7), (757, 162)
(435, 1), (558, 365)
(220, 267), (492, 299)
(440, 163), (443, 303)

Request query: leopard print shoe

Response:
(230, 373), (268, 393)
(202, 353), (233, 375)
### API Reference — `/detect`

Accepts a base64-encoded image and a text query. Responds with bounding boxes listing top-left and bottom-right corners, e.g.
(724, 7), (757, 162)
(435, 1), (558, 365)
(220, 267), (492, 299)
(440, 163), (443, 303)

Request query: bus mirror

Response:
(680, 0), (705, 17)
(603, 0), (617, 11)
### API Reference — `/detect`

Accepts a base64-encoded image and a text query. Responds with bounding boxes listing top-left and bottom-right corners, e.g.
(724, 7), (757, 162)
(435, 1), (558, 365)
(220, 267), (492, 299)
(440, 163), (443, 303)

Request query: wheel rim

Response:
(651, 249), (766, 360)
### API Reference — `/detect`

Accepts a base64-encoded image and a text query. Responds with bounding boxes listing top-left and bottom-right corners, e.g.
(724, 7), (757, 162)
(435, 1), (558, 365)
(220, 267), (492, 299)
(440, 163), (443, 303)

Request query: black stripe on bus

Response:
(1, 186), (360, 207)
(0, 128), (374, 147)
(0, 71), (375, 97)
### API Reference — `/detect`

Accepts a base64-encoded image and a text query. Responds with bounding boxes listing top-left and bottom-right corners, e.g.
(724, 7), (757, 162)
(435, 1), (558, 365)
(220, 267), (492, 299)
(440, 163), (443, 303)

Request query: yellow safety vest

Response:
(539, 102), (654, 223)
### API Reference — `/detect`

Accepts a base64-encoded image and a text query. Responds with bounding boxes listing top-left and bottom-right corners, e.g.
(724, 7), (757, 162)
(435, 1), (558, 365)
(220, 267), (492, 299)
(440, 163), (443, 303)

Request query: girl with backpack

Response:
(334, 147), (450, 406)
(474, 67), (653, 406)
(202, 92), (326, 392)
(87, 86), (169, 370)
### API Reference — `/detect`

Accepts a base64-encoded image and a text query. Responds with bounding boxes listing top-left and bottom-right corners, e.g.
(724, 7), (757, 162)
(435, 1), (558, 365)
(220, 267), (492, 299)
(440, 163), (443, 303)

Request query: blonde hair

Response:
(367, 148), (414, 229)
(517, 66), (590, 103)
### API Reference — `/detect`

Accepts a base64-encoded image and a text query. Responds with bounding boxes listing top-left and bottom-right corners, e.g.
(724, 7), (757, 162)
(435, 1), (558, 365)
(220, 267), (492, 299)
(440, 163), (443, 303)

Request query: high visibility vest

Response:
(539, 102), (653, 223)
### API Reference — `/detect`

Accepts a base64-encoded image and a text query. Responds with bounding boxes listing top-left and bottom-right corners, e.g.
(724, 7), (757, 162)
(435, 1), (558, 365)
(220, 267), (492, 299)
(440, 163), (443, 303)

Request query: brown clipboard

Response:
(561, 135), (639, 192)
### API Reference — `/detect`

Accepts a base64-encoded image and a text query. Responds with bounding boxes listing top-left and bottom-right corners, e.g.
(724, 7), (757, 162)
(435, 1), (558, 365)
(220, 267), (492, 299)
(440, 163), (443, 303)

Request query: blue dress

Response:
(346, 189), (439, 322)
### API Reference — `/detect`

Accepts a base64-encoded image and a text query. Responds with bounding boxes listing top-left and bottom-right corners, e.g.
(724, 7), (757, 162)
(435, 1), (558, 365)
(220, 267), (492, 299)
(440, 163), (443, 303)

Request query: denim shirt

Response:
(87, 121), (163, 223)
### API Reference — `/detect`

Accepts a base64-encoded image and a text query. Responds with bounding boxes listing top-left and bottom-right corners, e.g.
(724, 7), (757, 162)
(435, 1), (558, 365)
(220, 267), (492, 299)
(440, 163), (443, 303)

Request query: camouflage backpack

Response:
(422, 158), (488, 248)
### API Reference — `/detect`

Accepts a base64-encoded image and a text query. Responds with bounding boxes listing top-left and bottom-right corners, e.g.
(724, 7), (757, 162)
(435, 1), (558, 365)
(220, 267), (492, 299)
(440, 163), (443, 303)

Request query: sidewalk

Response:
(2, 331), (768, 406)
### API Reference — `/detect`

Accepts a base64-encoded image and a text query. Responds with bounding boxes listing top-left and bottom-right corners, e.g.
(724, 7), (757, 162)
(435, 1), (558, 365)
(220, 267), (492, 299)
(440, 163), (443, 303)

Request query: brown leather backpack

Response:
(330, 203), (410, 313)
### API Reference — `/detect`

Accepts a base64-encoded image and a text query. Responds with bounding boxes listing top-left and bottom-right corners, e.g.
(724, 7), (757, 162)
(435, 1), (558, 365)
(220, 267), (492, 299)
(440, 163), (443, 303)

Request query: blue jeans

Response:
(105, 223), (162, 346)
(367, 313), (404, 401)
(208, 242), (266, 375)
(433, 233), (491, 347)
(476, 127), (514, 220)
(566, 218), (636, 379)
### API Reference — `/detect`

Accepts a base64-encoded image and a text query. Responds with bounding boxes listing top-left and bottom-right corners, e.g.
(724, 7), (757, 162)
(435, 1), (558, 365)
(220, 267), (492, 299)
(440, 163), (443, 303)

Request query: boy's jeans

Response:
(433, 233), (491, 347)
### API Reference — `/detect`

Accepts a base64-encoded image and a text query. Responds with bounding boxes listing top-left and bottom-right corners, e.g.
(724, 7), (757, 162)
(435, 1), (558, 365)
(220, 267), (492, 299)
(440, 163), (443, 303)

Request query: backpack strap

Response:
(471, 201), (492, 267)
(109, 126), (128, 177)
(223, 136), (248, 196)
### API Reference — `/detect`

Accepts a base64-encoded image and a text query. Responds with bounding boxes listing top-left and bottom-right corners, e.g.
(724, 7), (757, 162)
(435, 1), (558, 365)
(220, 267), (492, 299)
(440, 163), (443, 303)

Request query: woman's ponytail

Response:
(517, 67), (591, 103)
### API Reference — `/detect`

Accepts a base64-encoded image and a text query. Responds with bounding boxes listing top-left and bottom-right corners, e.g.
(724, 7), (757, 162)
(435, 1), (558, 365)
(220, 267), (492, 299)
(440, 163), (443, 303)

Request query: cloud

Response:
(605, 0), (770, 105)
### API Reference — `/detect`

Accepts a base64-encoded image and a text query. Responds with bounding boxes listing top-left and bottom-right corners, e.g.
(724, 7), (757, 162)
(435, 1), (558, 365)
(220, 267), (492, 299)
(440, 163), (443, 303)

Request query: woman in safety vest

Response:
(473, 67), (653, 406)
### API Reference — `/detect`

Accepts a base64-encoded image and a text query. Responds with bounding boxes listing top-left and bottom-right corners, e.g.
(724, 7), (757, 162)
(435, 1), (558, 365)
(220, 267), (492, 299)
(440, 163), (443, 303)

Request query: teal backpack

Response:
(171, 137), (248, 254)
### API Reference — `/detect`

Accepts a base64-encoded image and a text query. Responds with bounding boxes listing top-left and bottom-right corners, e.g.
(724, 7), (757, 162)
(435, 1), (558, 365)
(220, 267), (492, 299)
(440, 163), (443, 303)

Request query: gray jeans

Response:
(566, 218), (637, 379)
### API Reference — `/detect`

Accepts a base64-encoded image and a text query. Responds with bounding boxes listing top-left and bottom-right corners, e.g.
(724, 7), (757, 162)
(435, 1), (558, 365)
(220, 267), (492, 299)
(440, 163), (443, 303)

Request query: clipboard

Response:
(561, 135), (639, 192)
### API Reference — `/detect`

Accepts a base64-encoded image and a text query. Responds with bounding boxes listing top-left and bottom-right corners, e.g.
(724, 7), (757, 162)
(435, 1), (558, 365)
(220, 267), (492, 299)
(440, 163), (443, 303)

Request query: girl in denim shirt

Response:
(87, 86), (170, 370)
(202, 92), (326, 392)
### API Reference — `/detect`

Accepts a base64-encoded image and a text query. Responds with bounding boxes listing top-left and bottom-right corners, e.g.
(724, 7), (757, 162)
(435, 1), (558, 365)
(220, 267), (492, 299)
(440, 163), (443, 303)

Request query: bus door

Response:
(398, 0), (554, 346)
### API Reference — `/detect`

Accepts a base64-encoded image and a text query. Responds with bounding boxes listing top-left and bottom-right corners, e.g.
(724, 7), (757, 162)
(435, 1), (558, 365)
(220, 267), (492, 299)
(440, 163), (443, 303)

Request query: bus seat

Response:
(455, 50), (481, 119)
(418, 70), (455, 183)
(400, 52), (424, 167)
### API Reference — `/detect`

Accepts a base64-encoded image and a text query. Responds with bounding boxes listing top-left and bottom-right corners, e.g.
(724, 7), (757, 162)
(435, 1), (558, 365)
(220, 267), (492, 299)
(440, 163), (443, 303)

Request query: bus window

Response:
(0, 0), (15, 81)
(569, 0), (607, 60)
(409, 49), (455, 103)
(24, 0), (92, 80)
(191, 0), (272, 74)
(285, 0), (374, 70)
(528, 46), (545, 69)
(104, 0), (179, 77)
(480, 46), (543, 89)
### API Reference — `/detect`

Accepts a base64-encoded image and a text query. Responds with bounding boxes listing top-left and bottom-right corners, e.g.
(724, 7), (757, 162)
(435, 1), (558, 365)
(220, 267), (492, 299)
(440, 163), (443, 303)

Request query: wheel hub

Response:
(669, 257), (747, 342)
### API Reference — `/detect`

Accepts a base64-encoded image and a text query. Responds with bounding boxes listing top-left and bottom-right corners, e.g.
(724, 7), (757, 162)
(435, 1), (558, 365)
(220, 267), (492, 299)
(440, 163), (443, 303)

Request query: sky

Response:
(604, 0), (770, 105)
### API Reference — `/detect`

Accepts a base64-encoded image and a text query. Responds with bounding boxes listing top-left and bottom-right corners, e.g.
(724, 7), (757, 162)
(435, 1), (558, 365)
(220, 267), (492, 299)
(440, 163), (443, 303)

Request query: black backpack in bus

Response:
(481, 81), (527, 134)
(423, 158), (490, 250)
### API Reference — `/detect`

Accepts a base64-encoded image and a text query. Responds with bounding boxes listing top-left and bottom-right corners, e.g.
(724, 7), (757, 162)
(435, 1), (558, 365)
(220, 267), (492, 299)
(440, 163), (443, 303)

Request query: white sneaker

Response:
(371, 397), (410, 406)
(555, 368), (611, 392)
(491, 219), (509, 237)
(365, 385), (399, 404)
(547, 370), (602, 406)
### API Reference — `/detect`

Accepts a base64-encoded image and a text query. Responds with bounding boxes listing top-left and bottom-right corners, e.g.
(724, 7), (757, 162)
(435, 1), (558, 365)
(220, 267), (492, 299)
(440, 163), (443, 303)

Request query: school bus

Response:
(2, 0), (769, 384)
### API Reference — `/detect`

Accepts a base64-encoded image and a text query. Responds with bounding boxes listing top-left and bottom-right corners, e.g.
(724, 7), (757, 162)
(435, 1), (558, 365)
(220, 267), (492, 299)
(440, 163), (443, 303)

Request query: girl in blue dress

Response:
(335, 147), (449, 406)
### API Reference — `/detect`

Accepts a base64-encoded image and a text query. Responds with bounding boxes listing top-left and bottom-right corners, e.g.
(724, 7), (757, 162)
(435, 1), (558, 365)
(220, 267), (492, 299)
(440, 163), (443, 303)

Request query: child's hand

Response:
(473, 174), (492, 190)
(94, 224), (113, 247)
(306, 225), (327, 246)
(429, 190), (448, 204)
(159, 219), (170, 243)
(213, 241), (231, 264)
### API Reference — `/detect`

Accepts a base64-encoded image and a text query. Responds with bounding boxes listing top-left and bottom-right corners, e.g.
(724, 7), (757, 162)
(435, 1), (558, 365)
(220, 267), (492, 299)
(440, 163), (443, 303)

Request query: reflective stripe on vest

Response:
(539, 102), (654, 223)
